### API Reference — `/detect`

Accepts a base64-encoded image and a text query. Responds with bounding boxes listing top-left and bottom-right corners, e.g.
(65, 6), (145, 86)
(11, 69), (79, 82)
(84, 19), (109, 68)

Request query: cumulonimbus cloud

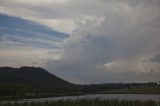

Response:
(46, 0), (160, 84)
(0, 0), (160, 83)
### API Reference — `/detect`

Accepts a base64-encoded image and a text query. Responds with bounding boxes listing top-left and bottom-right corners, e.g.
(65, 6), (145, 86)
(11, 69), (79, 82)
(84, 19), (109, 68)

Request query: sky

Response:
(0, 0), (160, 84)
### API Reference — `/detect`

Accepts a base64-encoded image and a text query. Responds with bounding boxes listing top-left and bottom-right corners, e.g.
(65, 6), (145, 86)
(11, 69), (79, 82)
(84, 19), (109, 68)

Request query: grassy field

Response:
(0, 99), (160, 106)
(102, 87), (160, 94)
(0, 87), (160, 101)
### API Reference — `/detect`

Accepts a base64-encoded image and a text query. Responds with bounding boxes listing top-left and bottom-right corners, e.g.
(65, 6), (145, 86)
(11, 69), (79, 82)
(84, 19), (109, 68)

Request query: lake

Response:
(21, 94), (160, 102)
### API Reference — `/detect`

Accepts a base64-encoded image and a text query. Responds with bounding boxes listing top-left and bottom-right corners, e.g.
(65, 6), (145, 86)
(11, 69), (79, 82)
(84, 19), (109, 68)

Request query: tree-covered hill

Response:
(0, 67), (71, 87)
(0, 67), (78, 96)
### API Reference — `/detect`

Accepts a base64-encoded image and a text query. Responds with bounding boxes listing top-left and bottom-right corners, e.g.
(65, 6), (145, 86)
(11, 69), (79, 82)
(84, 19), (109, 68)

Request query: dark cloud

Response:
(151, 54), (160, 63)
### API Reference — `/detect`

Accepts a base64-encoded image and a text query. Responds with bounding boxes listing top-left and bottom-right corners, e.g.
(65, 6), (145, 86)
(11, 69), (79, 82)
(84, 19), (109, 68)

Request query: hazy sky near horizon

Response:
(0, 0), (160, 84)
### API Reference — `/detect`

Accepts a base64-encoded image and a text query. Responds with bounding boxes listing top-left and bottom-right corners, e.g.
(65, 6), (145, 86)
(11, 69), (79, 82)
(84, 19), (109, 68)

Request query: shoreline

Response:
(1, 93), (160, 101)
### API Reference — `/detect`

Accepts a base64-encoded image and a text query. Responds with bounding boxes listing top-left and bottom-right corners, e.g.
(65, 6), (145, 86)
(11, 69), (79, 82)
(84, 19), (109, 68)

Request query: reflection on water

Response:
(21, 94), (160, 102)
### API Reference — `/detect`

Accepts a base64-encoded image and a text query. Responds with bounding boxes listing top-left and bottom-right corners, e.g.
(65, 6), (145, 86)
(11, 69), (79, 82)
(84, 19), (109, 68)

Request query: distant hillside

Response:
(0, 67), (72, 88)
(0, 67), (81, 97)
(0, 67), (159, 97)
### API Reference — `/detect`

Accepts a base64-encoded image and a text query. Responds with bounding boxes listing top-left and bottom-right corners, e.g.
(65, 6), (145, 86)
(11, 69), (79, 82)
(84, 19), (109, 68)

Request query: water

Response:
(21, 94), (160, 102)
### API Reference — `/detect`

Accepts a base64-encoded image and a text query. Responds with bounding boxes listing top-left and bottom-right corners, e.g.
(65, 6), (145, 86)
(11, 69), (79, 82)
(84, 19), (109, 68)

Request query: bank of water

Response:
(20, 94), (160, 102)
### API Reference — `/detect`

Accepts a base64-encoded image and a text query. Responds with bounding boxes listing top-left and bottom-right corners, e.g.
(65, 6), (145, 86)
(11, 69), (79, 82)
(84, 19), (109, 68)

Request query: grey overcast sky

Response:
(0, 0), (160, 84)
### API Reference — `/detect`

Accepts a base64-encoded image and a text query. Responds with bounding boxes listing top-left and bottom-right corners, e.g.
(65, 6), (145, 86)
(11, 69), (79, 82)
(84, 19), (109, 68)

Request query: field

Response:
(0, 99), (160, 106)
(102, 87), (160, 94)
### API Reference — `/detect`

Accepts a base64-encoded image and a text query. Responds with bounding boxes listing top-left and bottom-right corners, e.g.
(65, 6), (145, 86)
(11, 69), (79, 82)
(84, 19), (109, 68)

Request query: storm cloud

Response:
(0, 0), (160, 83)
(46, 0), (160, 83)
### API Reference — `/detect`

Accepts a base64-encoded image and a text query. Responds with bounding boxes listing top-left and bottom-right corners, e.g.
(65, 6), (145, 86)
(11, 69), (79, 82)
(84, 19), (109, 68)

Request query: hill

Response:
(0, 67), (71, 87)
(0, 67), (77, 96)
(0, 67), (159, 98)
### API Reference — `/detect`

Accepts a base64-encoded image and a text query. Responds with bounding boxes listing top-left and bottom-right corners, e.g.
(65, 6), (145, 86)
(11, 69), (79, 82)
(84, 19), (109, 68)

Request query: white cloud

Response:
(46, 0), (160, 83)
(0, 47), (61, 67)
(0, 0), (74, 33)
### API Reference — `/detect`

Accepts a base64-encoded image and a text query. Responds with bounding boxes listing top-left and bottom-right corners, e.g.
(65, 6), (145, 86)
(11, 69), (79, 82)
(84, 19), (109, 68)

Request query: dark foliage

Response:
(0, 66), (159, 98)
(0, 67), (78, 96)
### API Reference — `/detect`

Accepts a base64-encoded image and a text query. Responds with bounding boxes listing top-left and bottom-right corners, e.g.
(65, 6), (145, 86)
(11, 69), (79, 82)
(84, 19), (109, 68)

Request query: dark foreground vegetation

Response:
(0, 67), (160, 100)
(1, 99), (160, 106)
(0, 67), (80, 100)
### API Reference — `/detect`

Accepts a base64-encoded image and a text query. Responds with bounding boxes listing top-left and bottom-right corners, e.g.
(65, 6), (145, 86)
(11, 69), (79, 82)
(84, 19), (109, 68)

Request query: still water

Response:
(21, 94), (160, 102)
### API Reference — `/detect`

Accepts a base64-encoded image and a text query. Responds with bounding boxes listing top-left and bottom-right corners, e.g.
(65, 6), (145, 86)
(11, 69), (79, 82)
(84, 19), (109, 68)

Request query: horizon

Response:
(0, 0), (160, 84)
(0, 66), (160, 85)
